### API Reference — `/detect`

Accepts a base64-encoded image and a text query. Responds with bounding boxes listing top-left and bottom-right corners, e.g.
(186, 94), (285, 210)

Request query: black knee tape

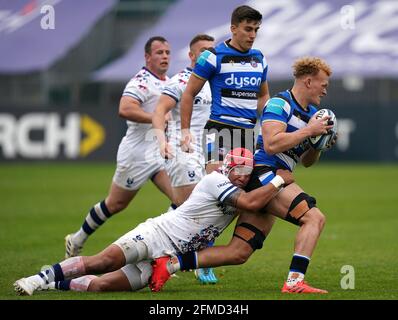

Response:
(285, 193), (317, 226)
(233, 223), (266, 251)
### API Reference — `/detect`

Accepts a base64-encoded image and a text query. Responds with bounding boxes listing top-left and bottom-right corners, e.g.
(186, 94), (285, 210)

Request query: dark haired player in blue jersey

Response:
(180, 5), (270, 174)
(179, 4), (269, 285)
(151, 57), (337, 294)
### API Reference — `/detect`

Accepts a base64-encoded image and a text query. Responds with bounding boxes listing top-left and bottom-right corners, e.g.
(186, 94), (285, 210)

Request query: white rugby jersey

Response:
(122, 67), (169, 146)
(154, 171), (239, 254)
(162, 67), (211, 153)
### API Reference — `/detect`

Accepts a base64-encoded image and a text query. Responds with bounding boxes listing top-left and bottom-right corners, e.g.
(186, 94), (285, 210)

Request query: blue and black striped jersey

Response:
(193, 40), (268, 129)
(254, 90), (318, 171)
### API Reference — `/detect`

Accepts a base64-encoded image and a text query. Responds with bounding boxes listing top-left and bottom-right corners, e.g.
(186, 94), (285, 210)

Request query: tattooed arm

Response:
(223, 189), (244, 208)
(224, 184), (280, 212)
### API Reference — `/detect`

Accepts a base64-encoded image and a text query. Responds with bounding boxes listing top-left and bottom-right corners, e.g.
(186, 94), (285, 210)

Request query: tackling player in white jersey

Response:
(63, 36), (175, 259)
(14, 148), (294, 295)
(153, 34), (217, 284)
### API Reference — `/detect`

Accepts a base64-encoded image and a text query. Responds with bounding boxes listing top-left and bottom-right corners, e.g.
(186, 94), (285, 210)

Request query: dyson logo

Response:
(225, 74), (262, 89)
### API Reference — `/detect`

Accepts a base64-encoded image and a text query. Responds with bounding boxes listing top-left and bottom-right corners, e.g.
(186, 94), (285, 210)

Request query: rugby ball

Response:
(308, 109), (337, 151)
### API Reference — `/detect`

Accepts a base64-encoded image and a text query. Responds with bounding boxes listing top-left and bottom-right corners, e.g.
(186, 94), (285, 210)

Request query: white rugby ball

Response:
(308, 108), (337, 151)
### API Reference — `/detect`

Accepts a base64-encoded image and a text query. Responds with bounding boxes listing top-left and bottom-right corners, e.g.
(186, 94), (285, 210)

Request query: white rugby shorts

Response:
(166, 151), (205, 187)
(114, 217), (175, 260)
(112, 137), (165, 190)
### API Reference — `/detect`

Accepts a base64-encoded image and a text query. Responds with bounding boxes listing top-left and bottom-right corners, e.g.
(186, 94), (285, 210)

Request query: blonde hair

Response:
(293, 56), (332, 78)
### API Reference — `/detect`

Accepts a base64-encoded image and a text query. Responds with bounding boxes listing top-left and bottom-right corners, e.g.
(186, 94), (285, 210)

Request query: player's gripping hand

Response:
(276, 169), (295, 186)
(307, 115), (334, 136)
(165, 111), (172, 123)
(329, 132), (338, 149)
(160, 141), (174, 159)
(180, 129), (194, 153)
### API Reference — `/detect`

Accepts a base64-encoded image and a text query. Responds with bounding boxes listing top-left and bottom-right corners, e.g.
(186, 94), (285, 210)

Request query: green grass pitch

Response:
(0, 162), (397, 300)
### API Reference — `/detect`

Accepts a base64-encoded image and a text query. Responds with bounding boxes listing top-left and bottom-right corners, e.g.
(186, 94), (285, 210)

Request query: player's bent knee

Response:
(226, 238), (254, 264)
(88, 278), (111, 292)
(100, 255), (117, 270)
(116, 240), (148, 265)
(319, 212), (326, 230)
(230, 249), (252, 265)
(106, 200), (128, 214)
(94, 250), (123, 271)
(233, 223), (266, 252)
(173, 194), (187, 207)
(308, 208), (326, 229)
(285, 192), (317, 226)
(121, 262), (152, 291)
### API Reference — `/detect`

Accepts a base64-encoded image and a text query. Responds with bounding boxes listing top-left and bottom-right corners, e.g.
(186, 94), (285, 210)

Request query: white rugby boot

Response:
(65, 234), (83, 258)
(14, 275), (51, 296)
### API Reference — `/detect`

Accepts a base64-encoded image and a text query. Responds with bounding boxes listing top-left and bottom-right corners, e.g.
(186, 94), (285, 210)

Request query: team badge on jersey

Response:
(138, 84), (147, 92)
(188, 171), (196, 179)
(250, 58), (258, 68)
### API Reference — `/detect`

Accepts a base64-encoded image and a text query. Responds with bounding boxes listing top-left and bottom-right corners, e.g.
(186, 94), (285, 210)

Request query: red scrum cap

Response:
(221, 147), (254, 176)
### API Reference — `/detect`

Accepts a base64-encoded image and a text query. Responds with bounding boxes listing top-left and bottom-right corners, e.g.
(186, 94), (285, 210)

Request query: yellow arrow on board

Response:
(80, 115), (105, 157)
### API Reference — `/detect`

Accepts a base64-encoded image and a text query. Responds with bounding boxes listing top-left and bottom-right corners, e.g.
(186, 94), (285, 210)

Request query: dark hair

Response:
(189, 34), (215, 49)
(231, 5), (262, 25)
(144, 36), (168, 54)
